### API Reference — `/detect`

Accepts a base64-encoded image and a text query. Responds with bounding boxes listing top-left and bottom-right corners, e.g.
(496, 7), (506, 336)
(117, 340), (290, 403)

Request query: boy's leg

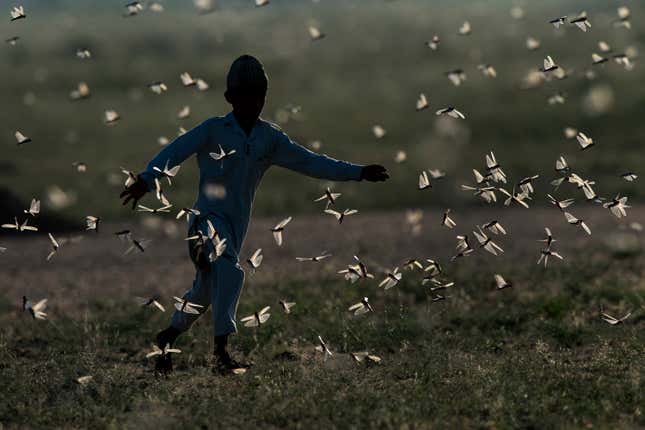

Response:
(169, 269), (212, 331)
(155, 269), (212, 373)
(209, 257), (246, 372)
(210, 257), (245, 337)
(172, 215), (213, 332)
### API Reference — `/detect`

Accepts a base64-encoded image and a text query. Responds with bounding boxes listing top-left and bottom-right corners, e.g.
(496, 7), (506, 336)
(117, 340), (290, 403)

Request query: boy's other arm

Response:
(120, 120), (211, 209)
(270, 130), (389, 182)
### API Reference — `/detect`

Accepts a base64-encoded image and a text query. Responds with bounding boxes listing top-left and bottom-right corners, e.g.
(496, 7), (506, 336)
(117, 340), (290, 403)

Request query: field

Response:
(1, 208), (644, 429)
(2, 1), (645, 429)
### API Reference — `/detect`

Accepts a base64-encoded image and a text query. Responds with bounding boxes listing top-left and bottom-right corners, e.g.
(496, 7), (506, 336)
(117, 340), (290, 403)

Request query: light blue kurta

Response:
(139, 112), (363, 335)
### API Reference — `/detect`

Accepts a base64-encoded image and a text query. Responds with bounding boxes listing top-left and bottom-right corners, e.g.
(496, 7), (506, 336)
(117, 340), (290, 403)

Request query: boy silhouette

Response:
(120, 55), (389, 373)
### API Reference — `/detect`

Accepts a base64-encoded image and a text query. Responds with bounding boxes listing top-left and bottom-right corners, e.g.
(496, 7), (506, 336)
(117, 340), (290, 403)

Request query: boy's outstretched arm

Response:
(271, 131), (389, 182)
(120, 120), (211, 208)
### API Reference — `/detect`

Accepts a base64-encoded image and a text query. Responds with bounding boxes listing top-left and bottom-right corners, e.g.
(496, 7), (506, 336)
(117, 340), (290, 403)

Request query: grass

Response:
(1, 280), (642, 429)
(1, 209), (643, 429)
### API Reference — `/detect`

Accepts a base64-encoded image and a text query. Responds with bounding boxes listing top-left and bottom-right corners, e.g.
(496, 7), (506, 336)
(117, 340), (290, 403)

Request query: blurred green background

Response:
(1, 0), (643, 222)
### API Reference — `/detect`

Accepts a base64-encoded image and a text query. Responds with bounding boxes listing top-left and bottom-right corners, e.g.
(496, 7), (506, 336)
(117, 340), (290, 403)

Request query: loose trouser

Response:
(170, 256), (245, 336)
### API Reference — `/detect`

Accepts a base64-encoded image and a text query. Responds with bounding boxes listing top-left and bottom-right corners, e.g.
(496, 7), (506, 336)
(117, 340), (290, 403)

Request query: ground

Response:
(0, 208), (643, 429)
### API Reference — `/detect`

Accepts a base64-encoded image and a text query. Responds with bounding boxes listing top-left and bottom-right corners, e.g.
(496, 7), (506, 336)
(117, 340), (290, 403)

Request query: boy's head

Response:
(225, 55), (268, 122)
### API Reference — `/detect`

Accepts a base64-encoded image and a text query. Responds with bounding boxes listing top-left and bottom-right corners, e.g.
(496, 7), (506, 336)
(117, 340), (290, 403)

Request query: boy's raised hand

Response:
(360, 165), (389, 182)
(119, 177), (148, 209)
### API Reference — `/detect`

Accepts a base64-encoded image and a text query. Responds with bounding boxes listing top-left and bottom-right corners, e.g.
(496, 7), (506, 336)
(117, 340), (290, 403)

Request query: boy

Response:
(120, 55), (389, 374)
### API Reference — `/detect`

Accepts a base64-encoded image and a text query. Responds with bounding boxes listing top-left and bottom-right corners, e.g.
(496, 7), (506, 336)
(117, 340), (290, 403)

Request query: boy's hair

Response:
(226, 55), (268, 95)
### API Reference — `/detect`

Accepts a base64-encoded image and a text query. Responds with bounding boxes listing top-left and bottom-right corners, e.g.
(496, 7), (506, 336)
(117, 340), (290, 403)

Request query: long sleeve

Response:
(270, 130), (363, 181)
(139, 119), (211, 191)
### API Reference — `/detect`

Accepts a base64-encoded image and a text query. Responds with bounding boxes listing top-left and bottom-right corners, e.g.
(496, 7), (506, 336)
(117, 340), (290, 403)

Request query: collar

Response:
(223, 111), (262, 140)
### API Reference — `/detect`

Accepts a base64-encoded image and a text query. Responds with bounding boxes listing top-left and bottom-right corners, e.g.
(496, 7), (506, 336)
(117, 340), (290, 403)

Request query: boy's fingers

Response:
(122, 195), (132, 206)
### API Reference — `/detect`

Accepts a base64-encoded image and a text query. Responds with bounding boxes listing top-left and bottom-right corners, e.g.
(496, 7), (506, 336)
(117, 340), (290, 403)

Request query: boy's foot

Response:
(154, 327), (180, 374)
(155, 354), (173, 374)
(212, 351), (252, 375)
